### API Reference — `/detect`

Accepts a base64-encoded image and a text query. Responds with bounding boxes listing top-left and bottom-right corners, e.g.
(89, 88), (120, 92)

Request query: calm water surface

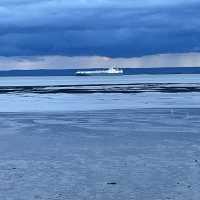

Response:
(0, 74), (200, 112)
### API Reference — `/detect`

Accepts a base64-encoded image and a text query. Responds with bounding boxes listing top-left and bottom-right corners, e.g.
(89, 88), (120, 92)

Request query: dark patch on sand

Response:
(1, 83), (200, 94)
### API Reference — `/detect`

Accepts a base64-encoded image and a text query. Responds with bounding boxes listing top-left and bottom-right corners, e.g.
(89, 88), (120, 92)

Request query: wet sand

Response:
(0, 108), (200, 199)
(1, 83), (200, 94)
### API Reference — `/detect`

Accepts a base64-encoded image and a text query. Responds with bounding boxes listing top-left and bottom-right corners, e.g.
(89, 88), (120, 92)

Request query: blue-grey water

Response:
(0, 74), (200, 112)
(1, 75), (200, 200)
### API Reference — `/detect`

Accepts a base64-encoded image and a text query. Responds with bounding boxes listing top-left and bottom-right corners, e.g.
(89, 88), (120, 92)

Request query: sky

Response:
(0, 0), (200, 69)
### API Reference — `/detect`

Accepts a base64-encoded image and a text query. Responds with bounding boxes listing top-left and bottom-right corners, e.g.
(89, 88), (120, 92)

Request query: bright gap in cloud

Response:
(0, 52), (200, 70)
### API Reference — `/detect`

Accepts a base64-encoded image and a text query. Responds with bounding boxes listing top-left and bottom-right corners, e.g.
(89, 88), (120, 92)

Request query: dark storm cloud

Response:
(0, 0), (200, 57)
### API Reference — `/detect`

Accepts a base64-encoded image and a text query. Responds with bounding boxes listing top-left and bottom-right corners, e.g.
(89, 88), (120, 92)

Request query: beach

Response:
(1, 108), (200, 199)
(1, 0), (199, 198)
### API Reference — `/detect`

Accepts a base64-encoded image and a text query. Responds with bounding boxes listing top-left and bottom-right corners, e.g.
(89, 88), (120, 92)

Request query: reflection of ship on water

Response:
(75, 67), (123, 76)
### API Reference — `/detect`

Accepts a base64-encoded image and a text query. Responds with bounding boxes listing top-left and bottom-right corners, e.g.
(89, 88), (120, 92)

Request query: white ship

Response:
(75, 67), (123, 76)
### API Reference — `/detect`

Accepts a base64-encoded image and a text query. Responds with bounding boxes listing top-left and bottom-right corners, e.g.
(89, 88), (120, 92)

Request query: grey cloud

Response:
(0, 0), (200, 57)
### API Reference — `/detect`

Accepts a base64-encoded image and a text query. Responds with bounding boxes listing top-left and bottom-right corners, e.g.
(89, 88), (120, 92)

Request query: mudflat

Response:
(0, 108), (200, 200)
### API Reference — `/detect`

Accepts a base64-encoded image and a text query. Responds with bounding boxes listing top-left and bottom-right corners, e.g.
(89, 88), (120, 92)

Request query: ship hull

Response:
(76, 73), (123, 76)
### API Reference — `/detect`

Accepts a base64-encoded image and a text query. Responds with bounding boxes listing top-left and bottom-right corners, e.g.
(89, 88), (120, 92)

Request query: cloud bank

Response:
(0, 0), (200, 60)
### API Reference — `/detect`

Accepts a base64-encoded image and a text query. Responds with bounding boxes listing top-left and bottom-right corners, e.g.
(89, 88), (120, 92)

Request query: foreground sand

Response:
(0, 109), (200, 200)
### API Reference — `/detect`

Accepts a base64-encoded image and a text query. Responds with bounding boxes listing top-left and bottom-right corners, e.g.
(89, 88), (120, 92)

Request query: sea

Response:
(0, 74), (200, 112)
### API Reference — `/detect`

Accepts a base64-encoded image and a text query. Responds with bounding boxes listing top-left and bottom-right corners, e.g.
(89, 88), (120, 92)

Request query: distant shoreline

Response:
(1, 67), (200, 76)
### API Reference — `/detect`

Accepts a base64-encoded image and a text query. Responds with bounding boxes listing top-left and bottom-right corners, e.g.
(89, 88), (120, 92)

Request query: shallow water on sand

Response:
(1, 109), (200, 200)
(0, 74), (200, 112)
